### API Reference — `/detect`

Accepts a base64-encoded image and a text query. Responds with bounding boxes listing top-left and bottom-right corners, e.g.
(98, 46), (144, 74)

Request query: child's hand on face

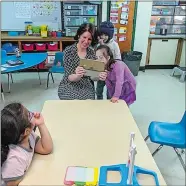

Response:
(98, 36), (104, 45)
(110, 97), (119, 103)
(33, 112), (45, 126)
(99, 71), (107, 81)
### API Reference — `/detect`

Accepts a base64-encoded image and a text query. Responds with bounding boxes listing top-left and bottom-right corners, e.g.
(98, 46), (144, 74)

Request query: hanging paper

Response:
(114, 28), (118, 34)
(121, 12), (128, 19)
(119, 27), (127, 34)
(14, 2), (31, 18)
(120, 20), (128, 25)
(110, 17), (118, 24)
(119, 35), (127, 42)
(122, 7), (129, 12)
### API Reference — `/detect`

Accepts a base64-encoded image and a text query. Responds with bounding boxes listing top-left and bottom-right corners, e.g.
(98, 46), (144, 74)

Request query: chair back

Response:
(1, 50), (7, 58)
(180, 111), (186, 128)
(53, 52), (63, 66)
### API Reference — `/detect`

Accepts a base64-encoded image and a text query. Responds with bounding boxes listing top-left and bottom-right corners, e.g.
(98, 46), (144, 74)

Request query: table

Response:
(1, 53), (47, 92)
(20, 100), (166, 186)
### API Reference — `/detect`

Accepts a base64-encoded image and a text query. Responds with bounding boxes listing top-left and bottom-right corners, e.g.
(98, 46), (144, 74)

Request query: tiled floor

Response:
(1, 69), (185, 185)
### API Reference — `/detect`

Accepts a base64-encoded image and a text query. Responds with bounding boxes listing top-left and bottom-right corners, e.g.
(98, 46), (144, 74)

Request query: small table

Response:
(20, 100), (166, 185)
(171, 66), (186, 82)
(1, 53), (47, 92)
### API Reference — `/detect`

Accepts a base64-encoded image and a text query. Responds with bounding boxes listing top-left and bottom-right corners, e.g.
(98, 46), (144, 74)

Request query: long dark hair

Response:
(74, 23), (98, 46)
(1, 103), (31, 166)
(96, 45), (116, 71)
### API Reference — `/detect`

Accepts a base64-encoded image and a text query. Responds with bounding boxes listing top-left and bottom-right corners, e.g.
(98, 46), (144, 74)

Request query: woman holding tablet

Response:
(58, 23), (107, 100)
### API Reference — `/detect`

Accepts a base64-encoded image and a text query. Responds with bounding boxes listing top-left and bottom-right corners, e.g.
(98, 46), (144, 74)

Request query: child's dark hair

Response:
(1, 103), (31, 166)
(74, 23), (98, 46)
(97, 45), (116, 71)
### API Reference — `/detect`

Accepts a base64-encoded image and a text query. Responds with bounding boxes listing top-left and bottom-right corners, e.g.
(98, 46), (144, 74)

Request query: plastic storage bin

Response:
(22, 44), (34, 51)
(66, 27), (79, 36)
(35, 43), (46, 51)
(65, 16), (81, 26)
(8, 31), (19, 36)
(82, 16), (97, 26)
(64, 4), (80, 10)
(47, 43), (58, 51)
(65, 9), (81, 16)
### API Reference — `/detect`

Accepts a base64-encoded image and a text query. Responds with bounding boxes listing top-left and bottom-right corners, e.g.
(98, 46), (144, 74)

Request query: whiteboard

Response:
(1, 1), (62, 31)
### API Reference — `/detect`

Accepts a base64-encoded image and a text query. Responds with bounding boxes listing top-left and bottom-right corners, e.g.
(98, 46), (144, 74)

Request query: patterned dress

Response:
(58, 43), (96, 100)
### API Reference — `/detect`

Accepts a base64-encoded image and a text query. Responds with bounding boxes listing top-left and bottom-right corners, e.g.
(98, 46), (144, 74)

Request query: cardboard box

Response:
(80, 59), (105, 78)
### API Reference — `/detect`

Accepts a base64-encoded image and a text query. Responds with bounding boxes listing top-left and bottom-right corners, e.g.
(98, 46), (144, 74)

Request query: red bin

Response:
(22, 44), (34, 51)
(47, 43), (58, 51)
(35, 43), (46, 51)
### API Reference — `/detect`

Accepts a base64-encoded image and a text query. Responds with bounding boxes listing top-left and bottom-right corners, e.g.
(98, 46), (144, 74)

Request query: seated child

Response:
(1, 102), (53, 186)
(96, 21), (121, 100)
(97, 45), (136, 105)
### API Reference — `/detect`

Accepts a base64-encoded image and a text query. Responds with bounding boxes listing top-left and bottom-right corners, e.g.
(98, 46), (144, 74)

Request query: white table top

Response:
(20, 100), (166, 185)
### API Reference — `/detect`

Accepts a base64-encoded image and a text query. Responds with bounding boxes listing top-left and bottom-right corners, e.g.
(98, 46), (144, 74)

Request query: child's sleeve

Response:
(113, 63), (124, 98)
(114, 42), (121, 60)
(2, 155), (26, 182)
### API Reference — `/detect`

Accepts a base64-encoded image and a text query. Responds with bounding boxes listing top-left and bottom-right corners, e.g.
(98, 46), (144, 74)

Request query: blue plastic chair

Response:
(1, 49), (14, 89)
(145, 111), (186, 172)
(46, 52), (64, 88)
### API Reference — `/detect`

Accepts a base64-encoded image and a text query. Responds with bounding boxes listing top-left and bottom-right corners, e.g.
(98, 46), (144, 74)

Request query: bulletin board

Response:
(108, 1), (135, 52)
(1, 1), (62, 31)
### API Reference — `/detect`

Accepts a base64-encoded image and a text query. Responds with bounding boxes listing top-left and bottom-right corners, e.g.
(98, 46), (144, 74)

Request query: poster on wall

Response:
(14, 2), (31, 18)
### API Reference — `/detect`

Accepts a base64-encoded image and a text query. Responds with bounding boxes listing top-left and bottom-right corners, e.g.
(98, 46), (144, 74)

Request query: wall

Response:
(102, 1), (108, 22)
(134, 2), (152, 66)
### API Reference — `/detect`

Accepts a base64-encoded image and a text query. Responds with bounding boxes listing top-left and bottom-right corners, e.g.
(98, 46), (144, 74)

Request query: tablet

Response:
(80, 59), (105, 78)
(80, 59), (105, 72)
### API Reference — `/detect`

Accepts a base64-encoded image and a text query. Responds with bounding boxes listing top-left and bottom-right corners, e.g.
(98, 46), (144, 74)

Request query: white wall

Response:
(102, 1), (108, 22)
(134, 2), (152, 66)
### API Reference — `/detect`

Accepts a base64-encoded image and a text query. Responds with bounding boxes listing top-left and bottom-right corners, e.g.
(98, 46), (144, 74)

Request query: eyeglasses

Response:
(28, 111), (34, 121)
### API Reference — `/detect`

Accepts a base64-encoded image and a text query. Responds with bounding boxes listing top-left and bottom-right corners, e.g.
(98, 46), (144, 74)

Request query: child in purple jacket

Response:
(97, 45), (136, 105)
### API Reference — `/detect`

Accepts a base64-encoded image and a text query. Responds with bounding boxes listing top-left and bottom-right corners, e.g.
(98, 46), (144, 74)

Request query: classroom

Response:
(0, 1), (185, 186)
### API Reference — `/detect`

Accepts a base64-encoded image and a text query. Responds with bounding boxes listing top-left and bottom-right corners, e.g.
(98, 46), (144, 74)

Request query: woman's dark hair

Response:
(1, 103), (31, 166)
(74, 23), (98, 46)
(96, 45), (116, 71)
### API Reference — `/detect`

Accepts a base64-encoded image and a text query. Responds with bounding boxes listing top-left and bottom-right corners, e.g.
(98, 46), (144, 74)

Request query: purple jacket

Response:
(105, 60), (136, 105)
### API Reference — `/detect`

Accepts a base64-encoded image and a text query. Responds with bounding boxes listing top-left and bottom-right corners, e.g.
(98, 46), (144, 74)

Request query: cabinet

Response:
(179, 40), (186, 67)
(149, 39), (178, 65)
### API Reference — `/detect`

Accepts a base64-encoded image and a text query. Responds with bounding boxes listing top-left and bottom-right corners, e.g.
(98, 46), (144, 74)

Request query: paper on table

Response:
(1, 64), (19, 68)
(65, 167), (94, 182)
(1, 67), (7, 71)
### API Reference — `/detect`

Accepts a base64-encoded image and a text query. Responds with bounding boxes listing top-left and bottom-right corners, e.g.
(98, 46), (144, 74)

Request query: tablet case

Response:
(6, 60), (24, 66)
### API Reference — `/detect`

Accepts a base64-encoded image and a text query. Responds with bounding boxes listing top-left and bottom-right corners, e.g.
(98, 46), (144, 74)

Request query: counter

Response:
(146, 34), (186, 66)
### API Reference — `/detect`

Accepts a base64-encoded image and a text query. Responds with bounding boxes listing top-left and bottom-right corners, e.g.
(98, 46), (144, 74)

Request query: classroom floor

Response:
(1, 69), (185, 185)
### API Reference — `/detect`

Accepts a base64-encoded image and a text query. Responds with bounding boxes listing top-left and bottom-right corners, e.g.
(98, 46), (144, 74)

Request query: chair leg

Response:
(50, 73), (55, 83)
(152, 145), (163, 156)
(180, 72), (185, 82)
(174, 148), (186, 172)
(8, 73), (11, 93)
(46, 72), (50, 89)
(171, 67), (176, 76)
(144, 135), (149, 141)
(1, 92), (5, 101)
(37, 71), (41, 85)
